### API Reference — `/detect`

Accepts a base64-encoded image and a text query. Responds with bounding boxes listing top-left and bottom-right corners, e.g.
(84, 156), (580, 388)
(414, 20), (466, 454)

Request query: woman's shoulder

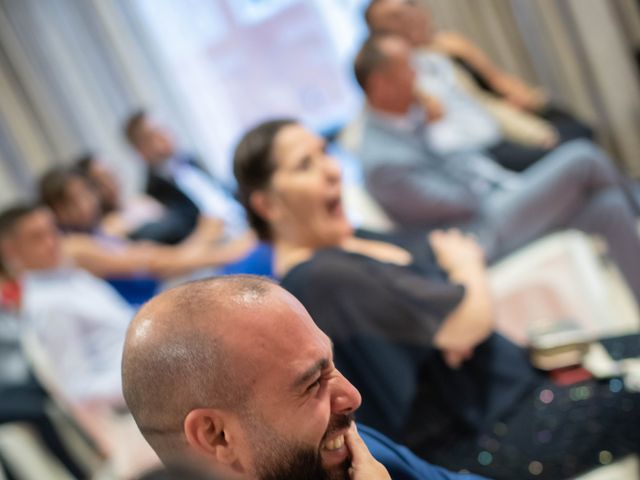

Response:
(282, 248), (367, 286)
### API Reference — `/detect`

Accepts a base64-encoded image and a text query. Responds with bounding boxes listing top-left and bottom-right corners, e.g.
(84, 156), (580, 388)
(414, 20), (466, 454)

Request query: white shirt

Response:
(413, 50), (502, 154)
(159, 155), (248, 238)
(21, 268), (133, 405)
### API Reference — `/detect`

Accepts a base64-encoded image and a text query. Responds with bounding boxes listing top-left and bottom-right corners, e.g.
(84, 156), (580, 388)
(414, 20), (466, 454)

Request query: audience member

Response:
(0, 203), (133, 406)
(38, 167), (254, 280)
(122, 275), (485, 480)
(233, 118), (640, 479)
(365, 0), (593, 170)
(74, 153), (166, 240)
(74, 153), (121, 214)
(0, 203), (163, 476)
(124, 110), (248, 244)
(352, 35), (640, 301)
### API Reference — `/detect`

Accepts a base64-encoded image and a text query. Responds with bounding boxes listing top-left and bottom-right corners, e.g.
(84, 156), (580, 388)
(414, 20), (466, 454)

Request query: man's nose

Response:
(330, 370), (362, 415)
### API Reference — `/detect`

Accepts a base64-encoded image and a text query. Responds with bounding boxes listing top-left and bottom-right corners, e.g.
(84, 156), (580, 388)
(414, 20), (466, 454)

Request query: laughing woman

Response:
(233, 119), (640, 480)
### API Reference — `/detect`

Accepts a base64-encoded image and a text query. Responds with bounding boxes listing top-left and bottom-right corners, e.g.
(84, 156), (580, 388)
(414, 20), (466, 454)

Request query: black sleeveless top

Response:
(280, 229), (543, 450)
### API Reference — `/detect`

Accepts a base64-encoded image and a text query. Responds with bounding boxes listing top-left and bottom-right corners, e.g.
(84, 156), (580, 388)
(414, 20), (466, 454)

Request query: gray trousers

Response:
(473, 140), (640, 303)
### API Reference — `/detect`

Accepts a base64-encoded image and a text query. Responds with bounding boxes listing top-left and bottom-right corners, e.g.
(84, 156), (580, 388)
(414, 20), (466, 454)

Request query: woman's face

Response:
(261, 124), (352, 248)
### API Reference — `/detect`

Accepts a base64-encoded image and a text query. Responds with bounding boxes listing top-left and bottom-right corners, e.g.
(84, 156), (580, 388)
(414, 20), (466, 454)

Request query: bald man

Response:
(122, 275), (485, 480)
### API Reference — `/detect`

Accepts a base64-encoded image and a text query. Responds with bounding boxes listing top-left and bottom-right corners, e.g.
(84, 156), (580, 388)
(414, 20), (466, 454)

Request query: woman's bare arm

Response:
(63, 232), (256, 279)
(434, 31), (546, 111)
(429, 229), (494, 368)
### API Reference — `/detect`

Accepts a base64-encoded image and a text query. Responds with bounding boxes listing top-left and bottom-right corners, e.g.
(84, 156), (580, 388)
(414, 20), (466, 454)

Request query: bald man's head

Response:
(123, 275), (362, 479)
(122, 275), (276, 461)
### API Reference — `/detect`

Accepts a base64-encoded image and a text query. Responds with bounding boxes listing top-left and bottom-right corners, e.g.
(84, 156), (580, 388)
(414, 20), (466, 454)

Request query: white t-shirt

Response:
(413, 50), (502, 154)
(22, 268), (133, 405)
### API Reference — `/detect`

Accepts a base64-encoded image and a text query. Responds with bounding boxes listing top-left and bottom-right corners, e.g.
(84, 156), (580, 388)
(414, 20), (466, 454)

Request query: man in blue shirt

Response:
(122, 275), (485, 480)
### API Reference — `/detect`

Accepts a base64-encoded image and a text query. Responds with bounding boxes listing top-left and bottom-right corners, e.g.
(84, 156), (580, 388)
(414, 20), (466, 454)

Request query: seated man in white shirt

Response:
(0, 203), (132, 407)
(124, 110), (248, 244)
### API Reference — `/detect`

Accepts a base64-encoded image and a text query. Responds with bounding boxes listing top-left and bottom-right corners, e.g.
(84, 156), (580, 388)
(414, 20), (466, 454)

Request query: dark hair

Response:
(38, 167), (77, 211)
(123, 109), (147, 146)
(353, 34), (390, 91)
(233, 119), (296, 241)
(73, 152), (96, 176)
(0, 202), (42, 241)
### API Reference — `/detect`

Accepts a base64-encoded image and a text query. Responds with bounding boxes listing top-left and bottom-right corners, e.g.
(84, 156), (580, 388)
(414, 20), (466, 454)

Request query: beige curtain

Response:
(419, 0), (640, 176)
(0, 0), (182, 209)
(1, 0), (639, 211)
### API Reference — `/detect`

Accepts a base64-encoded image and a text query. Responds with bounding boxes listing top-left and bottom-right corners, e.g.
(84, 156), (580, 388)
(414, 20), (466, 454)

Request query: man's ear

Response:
(183, 408), (238, 466)
(366, 72), (384, 101)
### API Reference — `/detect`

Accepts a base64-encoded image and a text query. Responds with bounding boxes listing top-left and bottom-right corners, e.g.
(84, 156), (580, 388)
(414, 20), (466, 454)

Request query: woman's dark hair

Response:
(233, 118), (296, 241)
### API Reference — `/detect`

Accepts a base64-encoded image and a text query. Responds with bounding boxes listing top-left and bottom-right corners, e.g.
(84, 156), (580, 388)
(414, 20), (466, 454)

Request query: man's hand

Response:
(345, 423), (391, 480)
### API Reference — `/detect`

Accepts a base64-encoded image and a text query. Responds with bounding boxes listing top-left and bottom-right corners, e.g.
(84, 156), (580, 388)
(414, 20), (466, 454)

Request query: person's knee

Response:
(550, 138), (617, 184)
(586, 189), (629, 219)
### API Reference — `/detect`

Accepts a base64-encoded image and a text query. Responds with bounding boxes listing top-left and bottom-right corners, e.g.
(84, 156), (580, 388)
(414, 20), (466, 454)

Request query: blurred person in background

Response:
(73, 153), (121, 215)
(122, 275), (485, 480)
(352, 35), (640, 303)
(0, 203), (162, 475)
(38, 166), (255, 282)
(0, 203), (132, 408)
(124, 110), (249, 244)
(233, 118), (640, 479)
(74, 153), (167, 241)
(364, 0), (593, 171)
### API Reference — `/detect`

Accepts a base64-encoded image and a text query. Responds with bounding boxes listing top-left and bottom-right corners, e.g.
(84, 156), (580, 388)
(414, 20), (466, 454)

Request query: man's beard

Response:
(247, 412), (355, 480)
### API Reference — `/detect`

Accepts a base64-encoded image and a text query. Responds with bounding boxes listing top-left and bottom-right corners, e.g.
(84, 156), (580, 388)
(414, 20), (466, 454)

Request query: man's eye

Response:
(296, 156), (312, 171)
(307, 378), (322, 392)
